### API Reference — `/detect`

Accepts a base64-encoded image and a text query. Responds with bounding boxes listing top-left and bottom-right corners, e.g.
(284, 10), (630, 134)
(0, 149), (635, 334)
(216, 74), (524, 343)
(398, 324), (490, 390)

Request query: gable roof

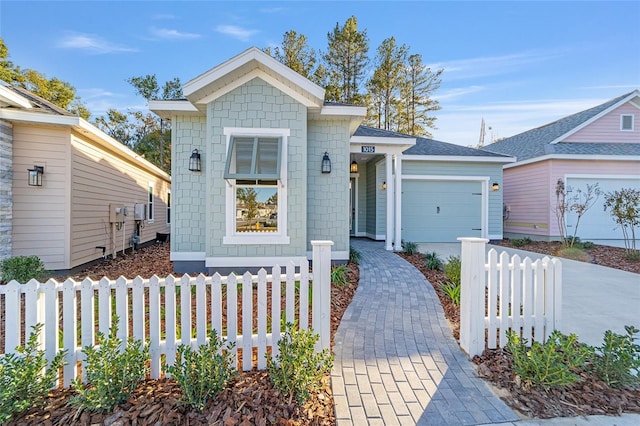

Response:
(405, 137), (512, 158)
(482, 90), (640, 161)
(183, 47), (325, 109)
(352, 125), (513, 162)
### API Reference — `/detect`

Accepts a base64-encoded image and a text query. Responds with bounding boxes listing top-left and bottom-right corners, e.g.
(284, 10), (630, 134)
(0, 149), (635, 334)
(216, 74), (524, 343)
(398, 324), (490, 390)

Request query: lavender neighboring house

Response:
(483, 90), (640, 243)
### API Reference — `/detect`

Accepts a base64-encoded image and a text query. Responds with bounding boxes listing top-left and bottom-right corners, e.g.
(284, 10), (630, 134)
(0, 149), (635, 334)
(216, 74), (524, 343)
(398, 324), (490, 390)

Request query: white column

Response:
(394, 154), (402, 251)
(385, 153), (394, 251)
(311, 240), (333, 351)
(458, 237), (489, 358)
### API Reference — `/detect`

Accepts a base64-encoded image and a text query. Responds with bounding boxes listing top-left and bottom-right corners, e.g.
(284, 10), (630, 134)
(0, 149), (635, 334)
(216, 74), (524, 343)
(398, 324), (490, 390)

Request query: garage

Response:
(402, 180), (483, 242)
(566, 176), (640, 240)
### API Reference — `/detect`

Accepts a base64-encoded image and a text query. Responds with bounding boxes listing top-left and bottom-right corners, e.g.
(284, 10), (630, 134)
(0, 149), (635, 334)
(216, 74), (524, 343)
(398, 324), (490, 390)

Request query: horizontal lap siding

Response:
(503, 162), (551, 237)
(12, 124), (69, 269)
(563, 104), (640, 143)
(70, 135), (170, 269)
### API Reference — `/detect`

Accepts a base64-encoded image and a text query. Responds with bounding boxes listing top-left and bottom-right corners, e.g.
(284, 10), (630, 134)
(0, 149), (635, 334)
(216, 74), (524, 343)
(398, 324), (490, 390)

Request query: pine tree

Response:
(397, 54), (443, 137)
(266, 30), (321, 84)
(323, 16), (369, 104)
(365, 37), (408, 130)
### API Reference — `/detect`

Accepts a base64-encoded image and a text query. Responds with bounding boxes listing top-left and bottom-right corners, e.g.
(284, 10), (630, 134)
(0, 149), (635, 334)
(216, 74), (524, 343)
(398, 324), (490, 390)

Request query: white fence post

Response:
(311, 240), (333, 351)
(458, 237), (488, 358)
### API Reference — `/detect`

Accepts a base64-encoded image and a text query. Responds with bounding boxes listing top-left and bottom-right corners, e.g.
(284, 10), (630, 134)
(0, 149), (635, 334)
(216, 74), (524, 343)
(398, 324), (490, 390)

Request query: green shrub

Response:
(0, 324), (66, 423)
(349, 246), (361, 265)
(511, 237), (532, 247)
(267, 322), (333, 404)
(624, 251), (640, 261)
(402, 241), (418, 255)
(439, 281), (460, 307)
(0, 255), (48, 284)
(443, 256), (461, 286)
(591, 325), (640, 388)
(423, 251), (442, 270)
(331, 265), (350, 287)
(70, 318), (149, 412)
(581, 241), (596, 249)
(506, 330), (592, 390)
(165, 329), (237, 411)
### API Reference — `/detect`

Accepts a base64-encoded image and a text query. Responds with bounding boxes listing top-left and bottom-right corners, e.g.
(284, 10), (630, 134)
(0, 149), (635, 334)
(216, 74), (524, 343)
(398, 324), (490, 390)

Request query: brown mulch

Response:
(8, 243), (360, 425)
(473, 348), (640, 419)
(398, 245), (640, 421)
(492, 239), (640, 274)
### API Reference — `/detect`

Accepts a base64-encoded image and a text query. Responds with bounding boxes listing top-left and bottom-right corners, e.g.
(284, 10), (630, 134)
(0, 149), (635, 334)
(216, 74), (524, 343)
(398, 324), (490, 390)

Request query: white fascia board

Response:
(320, 105), (367, 117)
(171, 252), (206, 261)
(504, 154), (640, 169)
(403, 154), (516, 163)
(148, 100), (199, 112)
(350, 135), (417, 146)
(184, 47), (325, 101)
(206, 256), (307, 268)
(565, 173), (640, 180)
(0, 85), (32, 109)
(0, 108), (170, 180)
(550, 90), (640, 144)
(0, 109), (78, 126)
(197, 69), (319, 108)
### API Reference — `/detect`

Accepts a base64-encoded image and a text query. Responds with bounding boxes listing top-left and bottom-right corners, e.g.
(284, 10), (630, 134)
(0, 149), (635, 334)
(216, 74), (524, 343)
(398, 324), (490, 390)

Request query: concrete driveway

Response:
(416, 243), (640, 347)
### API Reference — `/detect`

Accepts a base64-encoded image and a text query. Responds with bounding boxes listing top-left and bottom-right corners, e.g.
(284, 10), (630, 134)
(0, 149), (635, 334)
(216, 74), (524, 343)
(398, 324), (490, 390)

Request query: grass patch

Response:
(556, 247), (592, 262)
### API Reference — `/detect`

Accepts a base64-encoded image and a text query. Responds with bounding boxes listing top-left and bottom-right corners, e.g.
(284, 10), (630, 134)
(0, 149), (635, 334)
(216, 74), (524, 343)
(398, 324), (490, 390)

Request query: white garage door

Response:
(402, 180), (483, 242)
(566, 177), (640, 240)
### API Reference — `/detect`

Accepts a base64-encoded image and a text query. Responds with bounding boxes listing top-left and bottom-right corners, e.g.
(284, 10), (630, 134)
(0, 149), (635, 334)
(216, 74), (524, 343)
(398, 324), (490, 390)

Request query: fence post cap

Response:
(457, 237), (489, 243)
(310, 240), (334, 246)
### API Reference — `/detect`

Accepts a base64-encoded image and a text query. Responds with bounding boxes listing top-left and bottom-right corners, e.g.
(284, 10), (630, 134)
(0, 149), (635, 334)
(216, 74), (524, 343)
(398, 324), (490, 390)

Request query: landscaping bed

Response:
(399, 244), (640, 421)
(492, 239), (640, 274)
(8, 244), (360, 425)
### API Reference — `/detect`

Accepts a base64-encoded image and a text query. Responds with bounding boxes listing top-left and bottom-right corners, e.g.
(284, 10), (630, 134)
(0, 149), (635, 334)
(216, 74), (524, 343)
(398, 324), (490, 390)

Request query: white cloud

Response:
(57, 33), (137, 54)
(152, 13), (175, 20)
(214, 25), (258, 42)
(431, 50), (561, 81)
(149, 27), (201, 40)
(435, 86), (485, 101)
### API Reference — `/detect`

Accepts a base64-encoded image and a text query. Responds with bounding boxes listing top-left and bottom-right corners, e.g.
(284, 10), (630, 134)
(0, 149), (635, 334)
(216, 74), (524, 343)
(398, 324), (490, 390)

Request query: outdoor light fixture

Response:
(381, 181), (387, 190)
(491, 182), (500, 191)
(350, 160), (359, 173)
(189, 149), (201, 172)
(321, 152), (331, 174)
(27, 165), (44, 187)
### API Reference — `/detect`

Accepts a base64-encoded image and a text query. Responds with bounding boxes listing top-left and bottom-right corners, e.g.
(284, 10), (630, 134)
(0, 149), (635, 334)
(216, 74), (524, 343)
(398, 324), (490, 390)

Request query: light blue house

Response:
(151, 48), (513, 273)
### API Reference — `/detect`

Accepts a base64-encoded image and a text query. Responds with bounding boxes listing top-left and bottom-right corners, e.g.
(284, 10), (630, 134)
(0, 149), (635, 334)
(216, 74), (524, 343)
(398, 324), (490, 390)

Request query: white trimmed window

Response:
(621, 114), (634, 131)
(148, 182), (154, 223)
(223, 128), (289, 245)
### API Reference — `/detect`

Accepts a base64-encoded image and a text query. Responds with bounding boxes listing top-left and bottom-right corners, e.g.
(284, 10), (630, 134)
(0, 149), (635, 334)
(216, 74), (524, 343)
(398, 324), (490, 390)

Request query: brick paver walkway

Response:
(331, 239), (519, 425)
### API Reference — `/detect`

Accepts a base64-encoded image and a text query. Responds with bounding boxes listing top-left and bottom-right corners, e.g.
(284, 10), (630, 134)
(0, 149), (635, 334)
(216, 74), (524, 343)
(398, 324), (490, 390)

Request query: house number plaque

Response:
(361, 146), (375, 153)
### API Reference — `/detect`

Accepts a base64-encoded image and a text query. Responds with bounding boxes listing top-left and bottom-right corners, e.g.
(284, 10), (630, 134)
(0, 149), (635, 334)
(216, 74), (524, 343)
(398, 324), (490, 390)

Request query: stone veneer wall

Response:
(0, 119), (12, 261)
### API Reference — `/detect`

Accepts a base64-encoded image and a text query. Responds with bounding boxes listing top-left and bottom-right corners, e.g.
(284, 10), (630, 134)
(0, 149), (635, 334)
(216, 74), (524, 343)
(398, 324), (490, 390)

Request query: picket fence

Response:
(0, 241), (333, 388)
(459, 238), (562, 357)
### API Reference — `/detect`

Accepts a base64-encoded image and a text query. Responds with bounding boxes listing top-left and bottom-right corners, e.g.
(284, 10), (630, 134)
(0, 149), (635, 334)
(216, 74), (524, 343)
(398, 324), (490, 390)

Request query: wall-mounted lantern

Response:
(350, 160), (359, 173)
(381, 181), (387, 190)
(321, 152), (331, 174)
(491, 182), (500, 191)
(189, 149), (201, 172)
(27, 165), (44, 186)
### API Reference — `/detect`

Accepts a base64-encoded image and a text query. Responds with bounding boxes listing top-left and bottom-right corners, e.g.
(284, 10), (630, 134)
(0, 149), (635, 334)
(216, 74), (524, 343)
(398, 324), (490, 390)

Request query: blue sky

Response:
(1, 1), (638, 146)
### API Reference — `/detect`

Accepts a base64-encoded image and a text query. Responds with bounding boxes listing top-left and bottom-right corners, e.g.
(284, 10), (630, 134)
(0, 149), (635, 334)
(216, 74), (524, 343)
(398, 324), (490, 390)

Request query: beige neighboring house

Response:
(0, 82), (171, 274)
